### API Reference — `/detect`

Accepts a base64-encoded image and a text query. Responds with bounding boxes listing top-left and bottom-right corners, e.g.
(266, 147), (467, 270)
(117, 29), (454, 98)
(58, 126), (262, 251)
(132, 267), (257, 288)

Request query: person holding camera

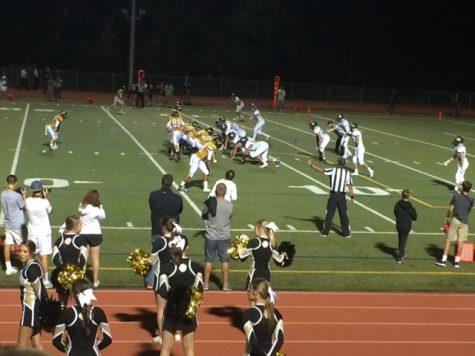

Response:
(25, 180), (53, 288)
(1, 174), (26, 275)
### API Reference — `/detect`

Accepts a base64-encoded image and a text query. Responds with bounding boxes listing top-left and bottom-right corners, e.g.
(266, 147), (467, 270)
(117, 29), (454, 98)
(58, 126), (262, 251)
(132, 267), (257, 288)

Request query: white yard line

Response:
(101, 107), (202, 217)
(10, 103), (30, 174)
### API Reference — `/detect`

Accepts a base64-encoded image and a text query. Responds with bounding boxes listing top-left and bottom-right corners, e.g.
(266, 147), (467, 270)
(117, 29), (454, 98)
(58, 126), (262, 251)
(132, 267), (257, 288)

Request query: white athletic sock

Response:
(441, 255), (448, 262)
(5, 261), (12, 269)
(44, 272), (50, 281)
(203, 181), (209, 190)
(455, 256), (461, 263)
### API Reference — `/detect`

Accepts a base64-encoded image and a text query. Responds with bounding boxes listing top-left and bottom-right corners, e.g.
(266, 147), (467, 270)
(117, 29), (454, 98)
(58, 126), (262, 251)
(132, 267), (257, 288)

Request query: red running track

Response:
(1, 289), (475, 355)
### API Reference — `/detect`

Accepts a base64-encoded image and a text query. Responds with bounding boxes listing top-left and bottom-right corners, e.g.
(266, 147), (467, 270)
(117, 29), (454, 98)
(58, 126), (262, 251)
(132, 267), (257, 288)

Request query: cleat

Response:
(177, 186), (188, 192)
(259, 163), (268, 168)
(368, 168), (374, 177)
(275, 160), (281, 167)
(351, 170), (359, 176)
(454, 262), (460, 268)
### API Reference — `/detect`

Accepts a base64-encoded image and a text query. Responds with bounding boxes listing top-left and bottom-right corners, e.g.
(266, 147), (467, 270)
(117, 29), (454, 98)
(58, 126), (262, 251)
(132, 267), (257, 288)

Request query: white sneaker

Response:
(260, 163), (268, 168)
(93, 281), (100, 288)
(351, 170), (359, 176)
(5, 267), (18, 275)
(203, 187), (211, 192)
(175, 332), (181, 341)
(43, 280), (53, 289)
(368, 168), (374, 177)
(152, 335), (162, 344)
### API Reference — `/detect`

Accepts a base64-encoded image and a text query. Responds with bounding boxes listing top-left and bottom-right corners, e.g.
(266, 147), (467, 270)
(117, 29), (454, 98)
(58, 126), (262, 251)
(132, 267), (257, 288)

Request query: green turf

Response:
(2, 100), (475, 292)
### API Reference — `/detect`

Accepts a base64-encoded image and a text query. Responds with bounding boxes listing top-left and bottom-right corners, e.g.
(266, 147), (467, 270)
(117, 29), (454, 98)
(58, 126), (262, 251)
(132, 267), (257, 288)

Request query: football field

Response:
(2, 100), (475, 292)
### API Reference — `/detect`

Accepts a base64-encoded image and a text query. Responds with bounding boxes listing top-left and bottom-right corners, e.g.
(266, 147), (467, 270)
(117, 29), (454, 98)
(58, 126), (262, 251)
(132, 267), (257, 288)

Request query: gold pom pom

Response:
(276, 352), (286, 356)
(58, 264), (85, 291)
(185, 287), (203, 319)
(227, 234), (250, 260)
(127, 248), (151, 277)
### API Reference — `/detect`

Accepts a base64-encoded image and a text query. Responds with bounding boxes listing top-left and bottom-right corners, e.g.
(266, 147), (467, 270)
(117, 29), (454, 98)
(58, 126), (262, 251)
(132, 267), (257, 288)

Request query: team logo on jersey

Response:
(179, 263), (187, 272)
(65, 238), (72, 245)
(262, 241), (269, 248)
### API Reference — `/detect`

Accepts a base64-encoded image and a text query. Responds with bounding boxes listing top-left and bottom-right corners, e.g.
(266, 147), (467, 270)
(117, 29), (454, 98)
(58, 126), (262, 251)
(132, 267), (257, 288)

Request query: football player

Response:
(232, 137), (280, 168)
(251, 103), (270, 141)
(443, 136), (469, 192)
(45, 110), (67, 150)
(329, 114), (352, 158)
(178, 137), (222, 192)
(350, 123), (374, 177)
(310, 121), (330, 162)
(110, 88), (125, 114)
(166, 110), (185, 161)
(231, 93), (245, 121)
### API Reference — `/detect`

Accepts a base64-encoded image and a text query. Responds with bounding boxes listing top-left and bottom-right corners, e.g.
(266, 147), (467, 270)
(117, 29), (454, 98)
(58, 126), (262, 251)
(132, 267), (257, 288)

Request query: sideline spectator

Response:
(1, 174), (26, 275)
(202, 183), (233, 291)
(387, 89), (398, 113)
(308, 158), (354, 238)
(149, 174), (183, 235)
(18, 68), (29, 90)
(0, 75), (8, 98)
(394, 189), (417, 263)
(436, 180), (474, 268)
(53, 75), (63, 100)
(277, 85), (286, 112)
(52, 278), (112, 354)
(209, 169), (238, 202)
(43, 67), (51, 94)
(25, 180), (53, 288)
(451, 93), (461, 118)
(164, 83), (174, 108)
(33, 67), (39, 90)
(184, 76), (191, 105)
(79, 190), (106, 288)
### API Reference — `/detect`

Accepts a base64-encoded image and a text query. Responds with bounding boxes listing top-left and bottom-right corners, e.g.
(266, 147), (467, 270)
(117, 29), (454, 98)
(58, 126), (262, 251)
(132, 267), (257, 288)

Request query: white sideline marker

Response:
(191, 115), (201, 118)
(121, 152), (125, 156)
(34, 109), (55, 112)
(0, 107), (21, 111)
(287, 225), (297, 231)
(294, 157), (301, 161)
(73, 181), (102, 184)
(94, 152), (99, 155)
(364, 226), (375, 232)
(126, 222), (134, 228)
(68, 150), (73, 154)
(413, 161), (421, 165)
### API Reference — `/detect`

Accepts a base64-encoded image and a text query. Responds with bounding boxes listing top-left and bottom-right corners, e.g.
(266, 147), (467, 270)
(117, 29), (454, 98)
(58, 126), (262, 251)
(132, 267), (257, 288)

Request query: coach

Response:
(149, 174), (183, 235)
(308, 158), (354, 238)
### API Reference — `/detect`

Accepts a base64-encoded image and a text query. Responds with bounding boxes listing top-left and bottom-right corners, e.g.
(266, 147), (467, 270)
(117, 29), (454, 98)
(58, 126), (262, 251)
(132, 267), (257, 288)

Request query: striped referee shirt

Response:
(324, 167), (353, 193)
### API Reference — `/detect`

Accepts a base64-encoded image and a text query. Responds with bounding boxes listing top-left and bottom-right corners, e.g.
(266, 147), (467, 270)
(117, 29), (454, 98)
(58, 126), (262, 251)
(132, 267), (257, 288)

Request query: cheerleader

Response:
(52, 278), (112, 355)
(242, 278), (284, 356)
(16, 240), (47, 349)
(148, 216), (179, 344)
(159, 236), (204, 356)
(78, 190), (106, 288)
(52, 215), (88, 305)
(239, 220), (285, 290)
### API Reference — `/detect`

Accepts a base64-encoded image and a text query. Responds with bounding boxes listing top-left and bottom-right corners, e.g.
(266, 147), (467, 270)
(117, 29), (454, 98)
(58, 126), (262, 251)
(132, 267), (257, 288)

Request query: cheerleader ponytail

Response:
(250, 278), (277, 330)
(72, 279), (96, 337)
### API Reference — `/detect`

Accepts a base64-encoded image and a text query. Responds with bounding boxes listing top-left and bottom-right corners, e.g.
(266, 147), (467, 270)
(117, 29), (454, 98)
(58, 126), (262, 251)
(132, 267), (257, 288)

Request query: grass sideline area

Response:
(1, 99), (475, 293)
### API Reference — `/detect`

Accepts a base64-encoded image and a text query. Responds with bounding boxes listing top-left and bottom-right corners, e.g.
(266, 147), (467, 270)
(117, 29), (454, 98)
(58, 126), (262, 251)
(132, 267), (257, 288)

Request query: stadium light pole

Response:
(121, 0), (146, 89)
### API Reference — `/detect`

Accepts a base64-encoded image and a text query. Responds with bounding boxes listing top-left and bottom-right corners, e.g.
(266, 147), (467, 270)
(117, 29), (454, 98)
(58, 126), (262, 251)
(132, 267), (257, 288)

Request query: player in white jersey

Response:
(110, 88), (125, 114)
(251, 103), (270, 141)
(443, 136), (469, 192)
(337, 115), (352, 158)
(231, 93), (245, 121)
(309, 121), (330, 162)
(350, 123), (374, 177)
(232, 137), (280, 168)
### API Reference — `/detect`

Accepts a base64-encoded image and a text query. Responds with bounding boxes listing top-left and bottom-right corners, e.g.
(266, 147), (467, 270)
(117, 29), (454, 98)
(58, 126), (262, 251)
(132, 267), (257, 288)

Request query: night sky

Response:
(2, 0), (474, 91)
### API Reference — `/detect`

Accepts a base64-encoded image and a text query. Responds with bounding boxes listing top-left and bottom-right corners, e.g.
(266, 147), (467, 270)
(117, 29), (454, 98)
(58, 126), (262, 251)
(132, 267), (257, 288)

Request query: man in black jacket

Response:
(394, 189), (417, 263)
(149, 174), (183, 235)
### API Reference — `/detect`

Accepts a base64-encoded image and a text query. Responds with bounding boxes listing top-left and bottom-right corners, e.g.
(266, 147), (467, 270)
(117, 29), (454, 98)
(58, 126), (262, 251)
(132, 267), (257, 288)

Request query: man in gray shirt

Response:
(436, 180), (474, 268)
(1, 175), (26, 275)
(202, 183), (233, 290)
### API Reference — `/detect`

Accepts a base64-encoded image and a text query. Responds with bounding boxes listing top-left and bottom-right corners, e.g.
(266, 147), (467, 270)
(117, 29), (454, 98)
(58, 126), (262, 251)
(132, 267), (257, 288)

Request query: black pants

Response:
(397, 228), (410, 259)
(322, 192), (350, 237)
(136, 92), (145, 108)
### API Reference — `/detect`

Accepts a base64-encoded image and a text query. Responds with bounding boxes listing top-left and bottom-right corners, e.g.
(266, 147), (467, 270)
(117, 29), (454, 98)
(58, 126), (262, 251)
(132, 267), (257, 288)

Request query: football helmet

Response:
(251, 103), (257, 110)
(218, 117), (226, 123)
(228, 132), (236, 140)
(59, 110), (67, 117)
(350, 123), (358, 129)
(336, 113), (344, 120)
(215, 119), (222, 128)
(453, 136), (464, 145)
(206, 127), (214, 135)
(191, 120), (199, 128)
(309, 121), (317, 130)
(240, 137), (248, 146)
(213, 137), (223, 149)
(171, 110), (180, 117)
(174, 101), (182, 111)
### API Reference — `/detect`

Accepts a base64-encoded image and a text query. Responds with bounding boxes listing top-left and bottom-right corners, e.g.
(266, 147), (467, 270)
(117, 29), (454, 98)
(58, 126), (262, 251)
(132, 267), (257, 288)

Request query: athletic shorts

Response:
(82, 234), (103, 247)
(5, 227), (24, 245)
(28, 232), (52, 256)
(447, 217), (469, 243)
(204, 238), (231, 263)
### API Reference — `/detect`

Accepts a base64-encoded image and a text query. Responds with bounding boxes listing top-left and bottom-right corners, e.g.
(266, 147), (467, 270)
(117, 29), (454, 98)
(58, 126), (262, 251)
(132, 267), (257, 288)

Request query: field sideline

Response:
(1, 99), (475, 292)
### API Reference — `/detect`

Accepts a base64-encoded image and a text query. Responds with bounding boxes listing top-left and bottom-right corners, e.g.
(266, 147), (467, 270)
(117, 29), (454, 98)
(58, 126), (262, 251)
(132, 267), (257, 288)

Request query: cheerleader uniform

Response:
(159, 258), (204, 334)
(19, 259), (47, 328)
(52, 233), (88, 294)
(150, 234), (173, 291)
(239, 237), (285, 289)
(242, 304), (284, 356)
(52, 305), (112, 355)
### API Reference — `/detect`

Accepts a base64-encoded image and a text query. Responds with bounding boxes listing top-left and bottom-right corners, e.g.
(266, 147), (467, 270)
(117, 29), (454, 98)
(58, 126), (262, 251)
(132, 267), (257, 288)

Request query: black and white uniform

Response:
(159, 257), (204, 334)
(52, 305), (112, 355)
(312, 125), (330, 160)
(251, 109), (269, 141)
(337, 118), (351, 158)
(321, 167), (353, 237)
(150, 234), (173, 292)
(19, 259), (47, 328)
(52, 233), (88, 294)
(242, 304), (284, 356)
(239, 237), (284, 290)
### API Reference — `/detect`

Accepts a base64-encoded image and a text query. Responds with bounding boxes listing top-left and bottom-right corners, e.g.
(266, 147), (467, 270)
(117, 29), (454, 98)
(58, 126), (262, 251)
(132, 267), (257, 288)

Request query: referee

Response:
(308, 158), (354, 238)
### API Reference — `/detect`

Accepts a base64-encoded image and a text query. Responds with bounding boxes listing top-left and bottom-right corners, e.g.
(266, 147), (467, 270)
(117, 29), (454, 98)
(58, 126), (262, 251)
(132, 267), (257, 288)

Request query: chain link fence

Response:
(2, 66), (473, 108)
